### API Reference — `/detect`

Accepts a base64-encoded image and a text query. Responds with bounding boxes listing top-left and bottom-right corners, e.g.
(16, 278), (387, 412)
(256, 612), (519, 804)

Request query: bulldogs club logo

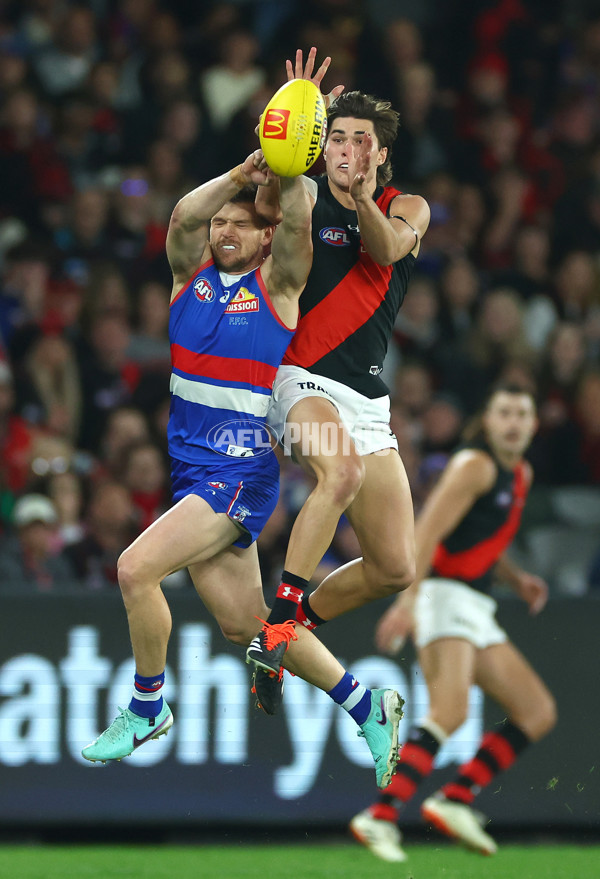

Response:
(232, 505), (251, 523)
(193, 276), (215, 302)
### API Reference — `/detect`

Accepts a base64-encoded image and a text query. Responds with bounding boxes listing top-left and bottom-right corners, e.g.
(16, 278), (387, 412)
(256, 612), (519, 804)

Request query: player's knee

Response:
(366, 555), (416, 597)
(317, 456), (365, 509)
(220, 621), (255, 647)
(392, 557), (417, 593)
(533, 691), (558, 741)
(117, 548), (146, 600)
(513, 689), (557, 742)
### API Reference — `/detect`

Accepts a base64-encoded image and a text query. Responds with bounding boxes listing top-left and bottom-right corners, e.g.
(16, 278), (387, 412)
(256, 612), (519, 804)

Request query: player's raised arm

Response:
(262, 174), (312, 327)
(348, 133), (430, 264)
(166, 151), (269, 286)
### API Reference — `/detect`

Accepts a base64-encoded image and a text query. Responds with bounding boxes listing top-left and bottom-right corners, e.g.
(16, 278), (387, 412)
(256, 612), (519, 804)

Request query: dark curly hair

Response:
(327, 91), (400, 185)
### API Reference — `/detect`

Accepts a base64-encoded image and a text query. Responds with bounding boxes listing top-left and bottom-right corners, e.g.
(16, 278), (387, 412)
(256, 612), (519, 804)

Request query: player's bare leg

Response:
(308, 449), (415, 621)
(191, 544), (404, 789)
(246, 395), (365, 673)
(82, 495), (242, 763)
(421, 641), (557, 854)
(283, 396), (366, 577)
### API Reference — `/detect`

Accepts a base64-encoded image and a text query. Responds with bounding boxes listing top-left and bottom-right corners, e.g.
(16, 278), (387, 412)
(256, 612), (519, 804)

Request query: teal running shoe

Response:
(358, 689), (405, 789)
(82, 701), (173, 763)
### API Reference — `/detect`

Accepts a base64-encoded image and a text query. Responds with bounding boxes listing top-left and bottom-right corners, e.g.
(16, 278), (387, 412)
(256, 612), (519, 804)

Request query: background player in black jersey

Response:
(247, 49), (431, 698)
(350, 384), (557, 861)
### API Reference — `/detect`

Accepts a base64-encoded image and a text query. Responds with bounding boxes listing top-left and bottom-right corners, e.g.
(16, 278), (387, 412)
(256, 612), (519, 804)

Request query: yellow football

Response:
(259, 79), (327, 177)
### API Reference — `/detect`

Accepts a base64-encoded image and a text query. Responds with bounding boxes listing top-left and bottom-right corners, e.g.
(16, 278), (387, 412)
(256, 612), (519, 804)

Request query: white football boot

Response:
(350, 809), (408, 863)
(421, 796), (498, 855)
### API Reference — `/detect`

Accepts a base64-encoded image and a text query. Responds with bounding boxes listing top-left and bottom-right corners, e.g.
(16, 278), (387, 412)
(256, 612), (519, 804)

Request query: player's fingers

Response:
(313, 55), (331, 86)
(286, 59), (294, 81)
(324, 84), (344, 108)
(303, 46), (317, 79)
(375, 617), (395, 652)
(388, 635), (406, 655)
(530, 593), (547, 615)
(295, 48), (304, 79)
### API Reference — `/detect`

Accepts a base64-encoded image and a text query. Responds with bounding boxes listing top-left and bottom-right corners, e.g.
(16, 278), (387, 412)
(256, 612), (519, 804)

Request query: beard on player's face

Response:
(212, 239), (263, 274)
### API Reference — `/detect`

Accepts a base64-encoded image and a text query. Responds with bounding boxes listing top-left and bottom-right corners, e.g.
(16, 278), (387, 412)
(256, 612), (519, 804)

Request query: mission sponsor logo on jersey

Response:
(193, 276), (215, 302)
(224, 287), (259, 314)
(319, 226), (351, 247)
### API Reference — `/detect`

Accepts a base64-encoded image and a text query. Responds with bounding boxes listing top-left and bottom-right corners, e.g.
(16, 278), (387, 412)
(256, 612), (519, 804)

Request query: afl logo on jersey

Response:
(319, 227), (351, 246)
(193, 276), (215, 302)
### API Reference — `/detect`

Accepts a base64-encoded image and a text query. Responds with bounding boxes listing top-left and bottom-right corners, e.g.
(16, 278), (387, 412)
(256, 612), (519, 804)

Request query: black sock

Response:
(267, 571), (308, 624)
(295, 592), (327, 629)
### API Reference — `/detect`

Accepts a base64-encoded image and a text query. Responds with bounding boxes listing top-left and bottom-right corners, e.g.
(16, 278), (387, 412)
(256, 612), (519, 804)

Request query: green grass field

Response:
(0, 842), (598, 879)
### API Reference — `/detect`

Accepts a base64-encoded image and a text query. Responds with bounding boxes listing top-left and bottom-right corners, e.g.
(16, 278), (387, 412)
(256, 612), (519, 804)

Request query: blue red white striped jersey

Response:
(168, 258), (295, 465)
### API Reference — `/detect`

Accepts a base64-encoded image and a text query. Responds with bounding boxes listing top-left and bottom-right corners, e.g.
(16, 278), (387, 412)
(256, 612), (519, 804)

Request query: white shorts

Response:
(414, 577), (508, 650)
(268, 365), (398, 457)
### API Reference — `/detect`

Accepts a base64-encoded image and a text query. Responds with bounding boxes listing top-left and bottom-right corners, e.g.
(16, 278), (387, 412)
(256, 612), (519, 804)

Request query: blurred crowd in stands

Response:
(0, 0), (599, 595)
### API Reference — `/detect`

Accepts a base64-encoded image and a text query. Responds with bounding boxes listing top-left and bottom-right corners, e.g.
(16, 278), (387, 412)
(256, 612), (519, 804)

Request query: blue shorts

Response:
(170, 454), (280, 548)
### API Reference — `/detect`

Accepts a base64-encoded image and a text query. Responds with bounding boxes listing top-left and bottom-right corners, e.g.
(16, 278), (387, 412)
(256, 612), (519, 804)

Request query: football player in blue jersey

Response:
(81, 145), (404, 789)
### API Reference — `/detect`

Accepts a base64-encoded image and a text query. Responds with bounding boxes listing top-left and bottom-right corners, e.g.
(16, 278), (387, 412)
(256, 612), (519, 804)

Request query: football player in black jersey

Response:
(350, 384), (556, 861)
(247, 49), (430, 714)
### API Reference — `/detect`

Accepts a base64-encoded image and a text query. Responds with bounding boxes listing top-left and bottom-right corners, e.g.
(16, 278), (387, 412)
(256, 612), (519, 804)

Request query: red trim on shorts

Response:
(226, 481), (243, 515)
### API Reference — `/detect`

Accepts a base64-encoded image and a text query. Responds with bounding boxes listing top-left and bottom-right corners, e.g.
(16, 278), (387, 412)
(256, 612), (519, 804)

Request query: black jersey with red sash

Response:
(431, 445), (529, 594)
(282, 175), (416, 398)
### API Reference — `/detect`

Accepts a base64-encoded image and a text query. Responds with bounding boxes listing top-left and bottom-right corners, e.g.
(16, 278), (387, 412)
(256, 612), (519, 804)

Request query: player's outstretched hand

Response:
(348, 132), (375, 202)
(286, 46), (344, 108)
(375, 596), (416, 656)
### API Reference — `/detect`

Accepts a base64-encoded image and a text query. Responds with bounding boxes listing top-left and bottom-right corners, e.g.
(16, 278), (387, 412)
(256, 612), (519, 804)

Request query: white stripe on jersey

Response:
(170, 373), (270, 418)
